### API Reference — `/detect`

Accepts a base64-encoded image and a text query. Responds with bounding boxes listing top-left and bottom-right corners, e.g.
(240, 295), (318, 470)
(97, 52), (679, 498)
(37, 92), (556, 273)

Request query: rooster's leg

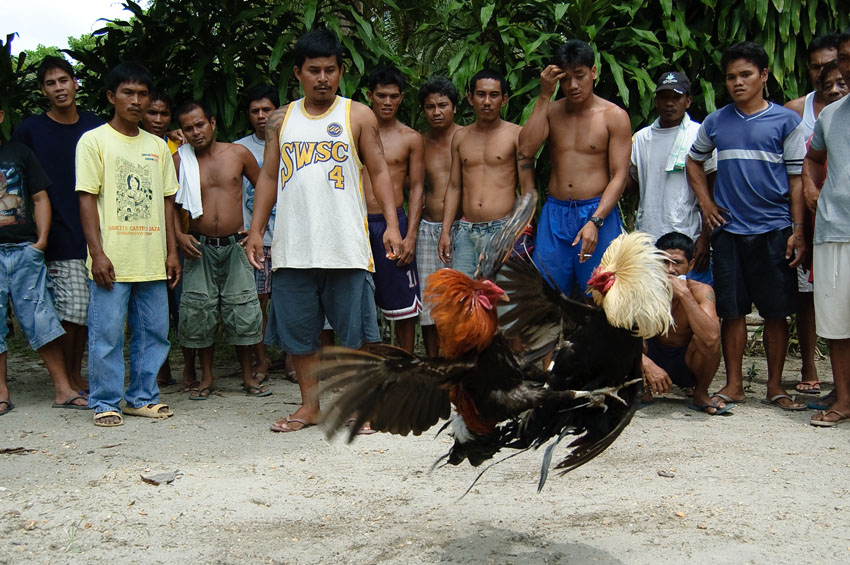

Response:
(553, 377), (642, 410)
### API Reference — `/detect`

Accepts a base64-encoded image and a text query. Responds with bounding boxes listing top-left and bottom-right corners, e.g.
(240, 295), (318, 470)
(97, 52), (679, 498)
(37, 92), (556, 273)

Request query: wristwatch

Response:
(589, 216), (604, 229)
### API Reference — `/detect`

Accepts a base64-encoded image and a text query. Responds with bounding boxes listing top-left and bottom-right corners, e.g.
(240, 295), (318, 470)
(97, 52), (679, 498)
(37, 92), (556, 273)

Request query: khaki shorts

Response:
(178, 237), (262, 348)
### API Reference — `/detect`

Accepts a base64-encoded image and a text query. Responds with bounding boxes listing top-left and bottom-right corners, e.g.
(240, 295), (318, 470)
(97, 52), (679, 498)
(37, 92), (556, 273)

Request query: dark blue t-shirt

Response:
(12, 111), (103, 260)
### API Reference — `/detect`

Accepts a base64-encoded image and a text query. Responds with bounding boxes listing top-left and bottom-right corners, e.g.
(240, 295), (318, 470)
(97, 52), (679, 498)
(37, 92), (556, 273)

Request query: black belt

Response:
(189, 232), (246, 247)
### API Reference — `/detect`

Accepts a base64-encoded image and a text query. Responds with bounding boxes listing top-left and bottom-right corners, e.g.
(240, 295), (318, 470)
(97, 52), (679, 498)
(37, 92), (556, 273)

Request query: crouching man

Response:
(642, 232), (724, 414)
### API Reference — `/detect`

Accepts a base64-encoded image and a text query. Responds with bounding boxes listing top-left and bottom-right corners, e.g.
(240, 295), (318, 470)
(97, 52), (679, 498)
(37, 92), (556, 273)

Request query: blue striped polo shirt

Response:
(688, 102), (805, 235)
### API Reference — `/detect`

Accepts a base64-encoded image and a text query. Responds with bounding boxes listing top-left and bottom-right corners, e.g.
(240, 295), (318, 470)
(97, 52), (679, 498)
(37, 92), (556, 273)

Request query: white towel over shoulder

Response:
(175, 144), (203, 219)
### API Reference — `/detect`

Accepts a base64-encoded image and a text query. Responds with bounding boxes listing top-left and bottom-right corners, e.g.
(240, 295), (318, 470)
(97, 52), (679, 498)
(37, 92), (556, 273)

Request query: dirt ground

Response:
(1, 346), (848, 565)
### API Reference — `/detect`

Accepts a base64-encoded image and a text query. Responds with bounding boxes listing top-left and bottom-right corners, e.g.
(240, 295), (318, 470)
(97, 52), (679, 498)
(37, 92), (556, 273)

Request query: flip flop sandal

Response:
(189, 387), (216, 400)
(243, 385), (272, 398)
(810, 409), (850, 427)
(270, 417), (314, 433)
(794, 380), (822, 395)
(0, 400), (14, 416)
(761, 394), (807, 411)
(52, 396), (90, 410)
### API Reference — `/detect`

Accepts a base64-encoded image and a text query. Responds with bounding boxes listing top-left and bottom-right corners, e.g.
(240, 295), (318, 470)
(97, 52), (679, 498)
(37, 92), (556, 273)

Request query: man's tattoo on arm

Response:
(706, 290), (716, 304)
(265, 109), (285, 143)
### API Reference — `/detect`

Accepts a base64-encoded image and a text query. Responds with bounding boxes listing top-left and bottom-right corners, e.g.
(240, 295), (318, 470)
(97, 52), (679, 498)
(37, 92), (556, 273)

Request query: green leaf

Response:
(448, 49), (465, 76)
(270, 35), (288, 71)
(601, 52), (629, 107)
(303, 0), (318, 30)
(756, 0), (768, 28)
(554, 3), (568, 22)
(480, 4), (495, 29)
(700, 78), (716, 113)
(341, 37), (365, 75)
(347, 9), (374, 42)
(630, 28), (661, 45)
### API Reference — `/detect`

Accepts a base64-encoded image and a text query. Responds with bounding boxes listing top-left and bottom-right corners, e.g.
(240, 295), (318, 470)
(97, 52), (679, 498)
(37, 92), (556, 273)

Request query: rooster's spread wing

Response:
(315, 345), (477, 442)
(497, 256), (598, 357)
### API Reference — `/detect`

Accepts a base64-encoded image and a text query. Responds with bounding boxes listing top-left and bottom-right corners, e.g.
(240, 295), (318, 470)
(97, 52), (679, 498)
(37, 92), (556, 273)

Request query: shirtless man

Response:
(518, 40), (631, 294)
(172, 101), (266, 400)
(437, 69), (536, 276)
(363, 65), (424, 353)
(642, 232), (724, 414)
(418, 77), (463, 356)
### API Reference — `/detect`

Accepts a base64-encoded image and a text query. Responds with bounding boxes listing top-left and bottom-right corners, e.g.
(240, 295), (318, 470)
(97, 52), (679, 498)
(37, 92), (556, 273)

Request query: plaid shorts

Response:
(255, 246), (272, 295)
(47, 259), (89, 326)
(416, 219), (457, 325)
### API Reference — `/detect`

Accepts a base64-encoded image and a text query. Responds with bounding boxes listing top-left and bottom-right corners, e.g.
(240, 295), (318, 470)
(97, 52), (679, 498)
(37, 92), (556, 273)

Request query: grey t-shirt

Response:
(235, 133), (276, 247)
(810, 95), (850, 244)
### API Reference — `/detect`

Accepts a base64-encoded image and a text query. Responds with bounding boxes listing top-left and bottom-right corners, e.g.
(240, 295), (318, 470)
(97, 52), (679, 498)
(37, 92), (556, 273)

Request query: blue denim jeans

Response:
(0, 243), (64, 353)
(87, 280), (170, 413)
(452, 217), (508, 278)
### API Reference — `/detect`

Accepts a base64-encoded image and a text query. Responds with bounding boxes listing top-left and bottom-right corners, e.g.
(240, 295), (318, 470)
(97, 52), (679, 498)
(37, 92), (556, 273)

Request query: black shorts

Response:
(711, 228), (797, 319)
(646, 337), (695, 388)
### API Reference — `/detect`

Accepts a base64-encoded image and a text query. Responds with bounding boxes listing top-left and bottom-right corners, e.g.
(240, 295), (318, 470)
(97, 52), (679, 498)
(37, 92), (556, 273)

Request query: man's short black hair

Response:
(552, 40), (595, 69)
(106, 61), (153, 93)
(37, 56), (75, 86)
(174, 101), (214, 123)
(808, 34), (840, 58)
(368, 65), (405, 92)
(721, 41), (769, 73)
(149, 88), (174, 111)
(469, 69), (508, 96)
(293, 29), (344, 68)
(418, 77), (459, 108)
(839, 28), (850, 51)
(244, 85), (279, 109)
(656, 232), (695, 262)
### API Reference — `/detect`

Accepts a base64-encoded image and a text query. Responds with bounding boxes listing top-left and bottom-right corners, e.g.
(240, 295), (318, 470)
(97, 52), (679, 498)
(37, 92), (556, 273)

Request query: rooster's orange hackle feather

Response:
(424, 269), (502, 359)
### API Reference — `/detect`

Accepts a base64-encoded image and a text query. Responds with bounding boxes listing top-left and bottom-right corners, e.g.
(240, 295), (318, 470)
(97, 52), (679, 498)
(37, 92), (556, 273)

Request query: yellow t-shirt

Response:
(75, 124), (178, 282)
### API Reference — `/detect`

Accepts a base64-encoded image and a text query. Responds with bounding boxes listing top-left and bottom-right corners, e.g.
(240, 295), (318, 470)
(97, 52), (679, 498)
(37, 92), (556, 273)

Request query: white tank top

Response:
(271, 96), (373, 271)
(801, 91), (817, 140)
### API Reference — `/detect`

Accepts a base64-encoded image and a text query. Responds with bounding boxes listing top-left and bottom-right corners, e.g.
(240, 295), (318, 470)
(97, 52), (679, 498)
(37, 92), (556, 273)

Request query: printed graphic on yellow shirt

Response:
(114, 157), (153, 222)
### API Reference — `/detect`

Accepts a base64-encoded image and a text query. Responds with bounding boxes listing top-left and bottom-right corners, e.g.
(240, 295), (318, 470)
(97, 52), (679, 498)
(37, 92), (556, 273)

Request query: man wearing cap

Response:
(627, 71), (716, 285)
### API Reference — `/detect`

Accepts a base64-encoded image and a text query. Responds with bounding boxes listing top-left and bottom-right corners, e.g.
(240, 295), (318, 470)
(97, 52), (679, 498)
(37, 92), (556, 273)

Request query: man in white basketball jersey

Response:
(245, 30), (402, 433)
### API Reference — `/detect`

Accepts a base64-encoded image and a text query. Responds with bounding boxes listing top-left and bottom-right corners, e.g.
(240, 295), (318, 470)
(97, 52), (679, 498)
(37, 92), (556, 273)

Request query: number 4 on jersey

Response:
(328, 165), (344, 189)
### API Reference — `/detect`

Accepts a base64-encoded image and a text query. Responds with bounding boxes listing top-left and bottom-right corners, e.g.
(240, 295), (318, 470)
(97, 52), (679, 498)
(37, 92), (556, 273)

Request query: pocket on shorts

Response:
(221, 290), (262, 343)
(178, 291), (216, 344)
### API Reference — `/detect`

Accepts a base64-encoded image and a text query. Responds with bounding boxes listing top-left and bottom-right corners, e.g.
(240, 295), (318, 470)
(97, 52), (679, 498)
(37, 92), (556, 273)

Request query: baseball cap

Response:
(655, 71), (691, 95)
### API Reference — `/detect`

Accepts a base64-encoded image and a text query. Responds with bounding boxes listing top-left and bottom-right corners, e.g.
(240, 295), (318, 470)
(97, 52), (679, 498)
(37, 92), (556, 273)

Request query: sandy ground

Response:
(1, 346), (848, 565)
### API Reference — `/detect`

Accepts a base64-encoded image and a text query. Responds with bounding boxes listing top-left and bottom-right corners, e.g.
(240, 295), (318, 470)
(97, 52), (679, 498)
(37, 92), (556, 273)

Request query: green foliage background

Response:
(3, 0), (848, 142)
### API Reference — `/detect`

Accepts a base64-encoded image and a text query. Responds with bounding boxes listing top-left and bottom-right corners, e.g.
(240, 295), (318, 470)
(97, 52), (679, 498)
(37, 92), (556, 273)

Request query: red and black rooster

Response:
(316, 194), (672, 489)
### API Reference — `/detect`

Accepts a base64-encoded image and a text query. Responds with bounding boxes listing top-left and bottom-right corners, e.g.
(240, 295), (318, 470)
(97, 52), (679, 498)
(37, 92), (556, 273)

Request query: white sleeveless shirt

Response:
(801, 91), (817, 140)
(271, 96), (373, 271)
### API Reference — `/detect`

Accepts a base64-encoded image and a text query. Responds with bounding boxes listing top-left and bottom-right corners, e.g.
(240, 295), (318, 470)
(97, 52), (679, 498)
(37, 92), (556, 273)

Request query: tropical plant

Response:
(0, 34), (28, 140)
